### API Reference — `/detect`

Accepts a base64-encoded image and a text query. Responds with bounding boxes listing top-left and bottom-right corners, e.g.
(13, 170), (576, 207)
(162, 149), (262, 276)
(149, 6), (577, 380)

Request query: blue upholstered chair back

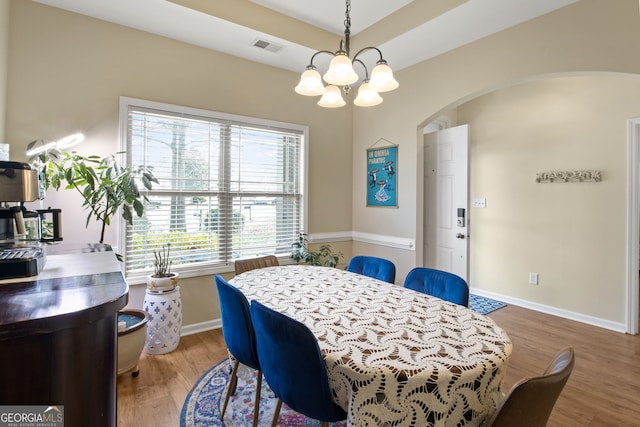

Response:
(403, 267), (470, 307)
(250, 300), (347, 423)
(215, 275), (260, 370)
(346, 255), (396, 283)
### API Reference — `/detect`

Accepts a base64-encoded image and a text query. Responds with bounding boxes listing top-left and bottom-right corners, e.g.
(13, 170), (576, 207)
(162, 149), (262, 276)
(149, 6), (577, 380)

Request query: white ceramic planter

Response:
(143, 287), (182, 354)
(117, 309), (149, 377)
(146, 272), (179, 293)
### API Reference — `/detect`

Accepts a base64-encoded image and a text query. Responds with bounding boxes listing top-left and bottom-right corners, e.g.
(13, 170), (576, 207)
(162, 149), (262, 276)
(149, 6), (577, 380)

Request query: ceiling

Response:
(33, 0), (578, 74)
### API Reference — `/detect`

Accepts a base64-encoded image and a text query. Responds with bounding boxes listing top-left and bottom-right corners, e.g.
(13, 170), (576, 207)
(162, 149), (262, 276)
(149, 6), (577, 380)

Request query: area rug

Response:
(181, 358), (346, 427)
(469, 294), (506, 315)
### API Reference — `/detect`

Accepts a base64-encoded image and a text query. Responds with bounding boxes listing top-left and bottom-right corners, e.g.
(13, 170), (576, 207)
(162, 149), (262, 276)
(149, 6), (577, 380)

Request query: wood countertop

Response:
(0, 243), (128, 339)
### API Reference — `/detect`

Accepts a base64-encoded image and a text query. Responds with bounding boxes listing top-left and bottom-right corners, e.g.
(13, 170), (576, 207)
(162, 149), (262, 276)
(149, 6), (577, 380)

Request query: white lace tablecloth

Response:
(230, 265), (512, 427)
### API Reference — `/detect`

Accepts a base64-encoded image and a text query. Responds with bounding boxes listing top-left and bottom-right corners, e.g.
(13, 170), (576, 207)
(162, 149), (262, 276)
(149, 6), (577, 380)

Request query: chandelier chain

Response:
(344, 0), (351, 32)
(343, 0), (352, 55)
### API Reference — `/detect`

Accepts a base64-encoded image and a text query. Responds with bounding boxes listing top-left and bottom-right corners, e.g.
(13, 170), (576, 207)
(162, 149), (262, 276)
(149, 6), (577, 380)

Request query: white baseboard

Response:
(471, 287), (627, 333)
(181, 319), (221, 336)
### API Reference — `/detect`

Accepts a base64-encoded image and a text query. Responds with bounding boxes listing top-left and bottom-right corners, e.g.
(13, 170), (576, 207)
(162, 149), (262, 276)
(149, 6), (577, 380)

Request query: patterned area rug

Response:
(469, 294), (506, 315)
(181, 358), (346, 427)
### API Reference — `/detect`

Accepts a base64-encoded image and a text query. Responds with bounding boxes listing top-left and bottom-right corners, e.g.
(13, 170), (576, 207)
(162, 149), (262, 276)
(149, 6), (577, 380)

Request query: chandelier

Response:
(294, 0), (399, 108)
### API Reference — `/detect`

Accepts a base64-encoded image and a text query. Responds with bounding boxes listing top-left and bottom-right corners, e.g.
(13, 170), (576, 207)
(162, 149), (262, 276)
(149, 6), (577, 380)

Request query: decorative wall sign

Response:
(367, 139), (398, 207)
(536, 170), (602, 183)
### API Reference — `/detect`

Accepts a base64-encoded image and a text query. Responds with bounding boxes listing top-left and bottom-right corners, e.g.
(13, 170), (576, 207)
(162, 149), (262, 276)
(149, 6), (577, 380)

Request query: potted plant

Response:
(147, 243), (179, 293)
(28, 144), (158, 247)
(291, 231), (343, 267)
(29, 144), (159, 373)
(117, 309), (149, 377)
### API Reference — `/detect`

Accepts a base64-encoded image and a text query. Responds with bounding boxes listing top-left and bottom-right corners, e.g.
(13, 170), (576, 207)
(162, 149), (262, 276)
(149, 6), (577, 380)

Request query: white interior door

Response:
(423, 124), (469, 280)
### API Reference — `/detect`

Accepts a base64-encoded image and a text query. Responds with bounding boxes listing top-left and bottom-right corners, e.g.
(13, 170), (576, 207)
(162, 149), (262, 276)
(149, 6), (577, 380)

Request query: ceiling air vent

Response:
(251, 38), (284, 53)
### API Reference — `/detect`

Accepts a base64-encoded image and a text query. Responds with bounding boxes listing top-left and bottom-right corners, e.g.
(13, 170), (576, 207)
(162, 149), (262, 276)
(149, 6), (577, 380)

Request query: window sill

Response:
(125, 256), (293, 286)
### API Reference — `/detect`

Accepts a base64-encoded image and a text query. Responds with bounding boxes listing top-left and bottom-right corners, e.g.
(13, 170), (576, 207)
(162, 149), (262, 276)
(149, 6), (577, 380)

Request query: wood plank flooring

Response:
(117, 304), (640, 427)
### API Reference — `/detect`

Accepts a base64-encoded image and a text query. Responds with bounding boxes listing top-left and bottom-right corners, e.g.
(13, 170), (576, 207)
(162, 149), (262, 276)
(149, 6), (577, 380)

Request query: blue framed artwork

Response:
(367, 143), (398, 207)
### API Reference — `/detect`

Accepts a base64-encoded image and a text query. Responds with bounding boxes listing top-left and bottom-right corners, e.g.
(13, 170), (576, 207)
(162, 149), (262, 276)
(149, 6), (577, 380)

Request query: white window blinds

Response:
(122, 100), (305, 278)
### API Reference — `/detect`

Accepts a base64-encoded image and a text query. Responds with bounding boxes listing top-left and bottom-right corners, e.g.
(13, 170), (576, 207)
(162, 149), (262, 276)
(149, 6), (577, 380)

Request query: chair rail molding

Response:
(307, 231), (353, 243)
(351, 231), (416, 251)
(308, 231), (416, 251)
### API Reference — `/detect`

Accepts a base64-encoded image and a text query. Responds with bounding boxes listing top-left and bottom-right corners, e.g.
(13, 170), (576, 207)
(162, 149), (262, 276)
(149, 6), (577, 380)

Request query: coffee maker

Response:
(0, 161), (62, 279)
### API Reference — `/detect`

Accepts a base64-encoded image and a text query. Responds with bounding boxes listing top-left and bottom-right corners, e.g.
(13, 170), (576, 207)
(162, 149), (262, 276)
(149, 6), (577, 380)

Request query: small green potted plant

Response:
(291, 231), (343, 267)
(146, 243), (178, 293)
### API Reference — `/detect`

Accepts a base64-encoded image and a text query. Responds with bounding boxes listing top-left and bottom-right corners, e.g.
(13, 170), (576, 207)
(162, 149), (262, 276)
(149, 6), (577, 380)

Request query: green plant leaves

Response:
(290, 231), (343, 267)
(29, 148), (156, 244)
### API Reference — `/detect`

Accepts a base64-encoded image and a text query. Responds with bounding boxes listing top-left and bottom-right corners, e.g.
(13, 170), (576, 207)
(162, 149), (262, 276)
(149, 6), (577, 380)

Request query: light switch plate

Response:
(472, 198), (486, 208)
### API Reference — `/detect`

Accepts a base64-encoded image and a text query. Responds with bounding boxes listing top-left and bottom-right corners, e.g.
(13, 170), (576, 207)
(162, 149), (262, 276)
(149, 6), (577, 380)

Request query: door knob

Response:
(456, 233), (465, 239)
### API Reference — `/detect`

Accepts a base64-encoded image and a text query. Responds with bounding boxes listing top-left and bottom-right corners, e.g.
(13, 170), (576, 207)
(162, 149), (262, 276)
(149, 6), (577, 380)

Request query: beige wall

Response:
(351, 0), (640, 328)
(458, 74), (638, 323)
(4, 1), (353, 326)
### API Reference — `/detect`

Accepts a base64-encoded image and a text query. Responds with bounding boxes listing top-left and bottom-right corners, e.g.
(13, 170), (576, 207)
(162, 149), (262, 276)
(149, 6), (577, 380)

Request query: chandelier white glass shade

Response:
(294, 68), (326, 97)
(318, 85), (347, 108)
(294, 0), (398, 108)
(353, 81), (382, 107)
(323, 52), (359, 86)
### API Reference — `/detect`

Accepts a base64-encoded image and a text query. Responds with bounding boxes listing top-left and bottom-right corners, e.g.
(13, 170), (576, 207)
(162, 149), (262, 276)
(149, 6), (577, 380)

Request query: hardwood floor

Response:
(117, 329), (228, 426)
(117, 304), (640, 426)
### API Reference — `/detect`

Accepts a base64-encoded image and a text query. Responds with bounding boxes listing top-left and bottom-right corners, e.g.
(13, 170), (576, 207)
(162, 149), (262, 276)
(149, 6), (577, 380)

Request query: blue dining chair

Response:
(403, 267), (470, 307)
(346, 255), (396, 283)
(214, 275), (262, 427)
(250, 300), (348, 427)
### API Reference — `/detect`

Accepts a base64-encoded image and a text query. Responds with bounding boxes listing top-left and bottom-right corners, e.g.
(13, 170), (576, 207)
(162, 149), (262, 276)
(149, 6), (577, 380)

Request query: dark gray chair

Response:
(488, 347), (575, 427)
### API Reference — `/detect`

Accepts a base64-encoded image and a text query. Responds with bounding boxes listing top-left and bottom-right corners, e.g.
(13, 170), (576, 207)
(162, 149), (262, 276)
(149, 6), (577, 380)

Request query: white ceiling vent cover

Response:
(251, 38), (284, 53)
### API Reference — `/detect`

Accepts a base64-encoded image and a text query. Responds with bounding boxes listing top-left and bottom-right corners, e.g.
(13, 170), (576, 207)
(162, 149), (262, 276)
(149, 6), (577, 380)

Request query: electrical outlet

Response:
(529, 272), (539, 285)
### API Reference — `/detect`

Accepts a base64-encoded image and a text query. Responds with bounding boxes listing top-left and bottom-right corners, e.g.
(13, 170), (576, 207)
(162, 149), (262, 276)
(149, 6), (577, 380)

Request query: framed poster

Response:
(367, 143), (398, 207)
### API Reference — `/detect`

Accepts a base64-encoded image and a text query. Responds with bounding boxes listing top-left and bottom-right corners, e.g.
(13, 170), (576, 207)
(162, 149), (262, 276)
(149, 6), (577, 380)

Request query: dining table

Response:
(229, 265), (512, 427)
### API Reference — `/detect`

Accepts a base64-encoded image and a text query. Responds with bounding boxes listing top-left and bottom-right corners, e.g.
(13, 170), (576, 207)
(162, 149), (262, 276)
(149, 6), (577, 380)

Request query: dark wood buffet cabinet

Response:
(0, 243), (127, 427)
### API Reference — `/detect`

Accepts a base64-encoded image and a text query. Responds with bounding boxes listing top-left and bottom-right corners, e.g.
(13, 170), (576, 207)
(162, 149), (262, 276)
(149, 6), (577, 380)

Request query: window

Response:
(119, 98), (306, 279)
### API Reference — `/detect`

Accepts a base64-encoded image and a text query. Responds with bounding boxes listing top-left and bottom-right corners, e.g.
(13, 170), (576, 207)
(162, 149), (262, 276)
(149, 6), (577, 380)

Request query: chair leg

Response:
(228, 362), (239, 395)
(252, 370), (262, 427)
(270, 399), (283, 427)
(220, 359), (240, 421)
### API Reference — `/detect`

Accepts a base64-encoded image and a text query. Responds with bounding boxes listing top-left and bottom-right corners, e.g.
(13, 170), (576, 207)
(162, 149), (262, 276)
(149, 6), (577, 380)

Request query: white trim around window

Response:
(118, 97), (308, 282)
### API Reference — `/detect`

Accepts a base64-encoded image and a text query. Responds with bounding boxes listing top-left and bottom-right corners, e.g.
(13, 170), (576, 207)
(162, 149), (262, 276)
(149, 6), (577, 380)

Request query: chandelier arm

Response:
(352, 46), (385, 64)
(352, 58), (370, 81)
(307, 49), (338, 67)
